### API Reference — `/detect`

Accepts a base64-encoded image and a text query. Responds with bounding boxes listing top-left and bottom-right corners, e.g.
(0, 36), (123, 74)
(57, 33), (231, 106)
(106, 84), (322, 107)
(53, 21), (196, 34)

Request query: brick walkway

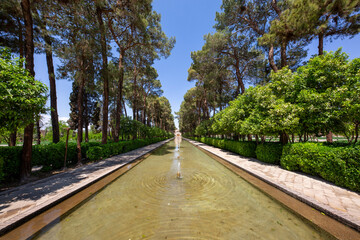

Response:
(186, 138), (360, 232)
(0, 139), (171, 235)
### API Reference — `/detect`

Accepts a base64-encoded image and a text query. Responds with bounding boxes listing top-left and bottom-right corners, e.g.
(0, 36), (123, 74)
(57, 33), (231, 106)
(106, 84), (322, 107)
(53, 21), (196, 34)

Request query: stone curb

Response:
(0, 138), (172, 236)
(185, 138), (360, 232)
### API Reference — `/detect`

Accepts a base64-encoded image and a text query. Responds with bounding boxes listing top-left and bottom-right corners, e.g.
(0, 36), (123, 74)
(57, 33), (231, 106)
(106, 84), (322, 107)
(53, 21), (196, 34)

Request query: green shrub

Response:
(0, 146), (22, 182)
(86, 146), (103, 162)
(223, 140), (257, 158)
(194, 137), (257, 158)
(255, 143), (283, 164)
(281, 143), (360, 192)
(0, 137), (168, 183)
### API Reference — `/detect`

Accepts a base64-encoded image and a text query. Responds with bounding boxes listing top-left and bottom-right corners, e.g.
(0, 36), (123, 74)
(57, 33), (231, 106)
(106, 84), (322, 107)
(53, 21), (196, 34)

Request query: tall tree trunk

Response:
(354, 121), (359, 144)
(280, 131), (288, 145)
(84, 93), (89, 143)
(96, 7), (109, 145)
(235, 60), (245, 95)
(43, 32), (60, 143)
(318, 32), (324, 56)
(280, 41), (287, 68)
(36, 119), (41, 145)
(268, 45), (278, 72)
(76, 56), (86, 165)
(20, 0), (35, 181)
(122, 98), (127, 118)
(317, 32), (332, 143)
(115, 50), (125, 142)
(9, 131), (17, 146)
(132, 63), (138, 121)
(142, 93), (147, 124)
(247, 134), (252, 141)
(16, 17), (24, 60)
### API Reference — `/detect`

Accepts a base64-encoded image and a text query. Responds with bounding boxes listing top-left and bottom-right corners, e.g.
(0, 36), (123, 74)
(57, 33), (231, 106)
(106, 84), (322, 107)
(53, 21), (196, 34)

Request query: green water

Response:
(33, 138), (334, 240)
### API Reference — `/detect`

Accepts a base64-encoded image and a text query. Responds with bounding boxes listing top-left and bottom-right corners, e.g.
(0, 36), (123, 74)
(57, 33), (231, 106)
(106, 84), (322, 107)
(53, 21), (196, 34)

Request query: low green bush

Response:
(224, 140), (257, 158)
(193, 137), (257, 158)
(255, 143), (283, 164)
(0, 146), (22, 182)
(0, 137), (169, 183)
(86, 146), (103, 162)
(281, 143), (360, 192)
(190, 136), (360, 192)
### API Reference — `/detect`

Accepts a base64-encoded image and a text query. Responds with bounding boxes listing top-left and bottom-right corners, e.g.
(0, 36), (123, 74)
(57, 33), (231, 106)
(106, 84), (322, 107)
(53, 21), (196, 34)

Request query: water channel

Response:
(32, 138), (335, 239)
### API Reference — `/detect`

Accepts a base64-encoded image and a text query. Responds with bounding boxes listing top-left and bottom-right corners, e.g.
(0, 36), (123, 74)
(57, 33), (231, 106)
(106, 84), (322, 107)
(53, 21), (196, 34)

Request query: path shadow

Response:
(0, 142), (166, 211)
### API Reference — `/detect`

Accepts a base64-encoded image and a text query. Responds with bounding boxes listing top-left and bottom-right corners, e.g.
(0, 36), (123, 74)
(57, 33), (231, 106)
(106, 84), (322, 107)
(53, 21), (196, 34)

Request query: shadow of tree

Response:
(0, 140), (171, 214)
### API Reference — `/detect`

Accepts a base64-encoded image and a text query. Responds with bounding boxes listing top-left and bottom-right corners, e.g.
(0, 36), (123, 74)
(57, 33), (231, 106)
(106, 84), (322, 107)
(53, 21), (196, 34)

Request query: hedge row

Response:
(193, 137), (258, 158)
(190, 137), (360, 192)
(281, 143), (360, 192)
(0, 137), (168, 183)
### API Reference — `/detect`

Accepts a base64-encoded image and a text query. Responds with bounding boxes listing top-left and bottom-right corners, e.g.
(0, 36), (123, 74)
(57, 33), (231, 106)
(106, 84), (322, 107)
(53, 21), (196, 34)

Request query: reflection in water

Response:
(175, 135), (182, 179)
(33, 140), (335, 240)
(174, 135), (182, 148)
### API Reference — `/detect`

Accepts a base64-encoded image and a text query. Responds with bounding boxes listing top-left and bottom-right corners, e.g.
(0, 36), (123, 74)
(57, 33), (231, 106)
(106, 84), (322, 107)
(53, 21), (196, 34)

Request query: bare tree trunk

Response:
(317, 32), (332, 143)
(20, 0), (35, 181)
(96, 7), (109, 145)
(40, 16), (60, 143)
(247, 134), (252, 141)
(318, 32), (324, 56)
(354, 121), (359, 144)
(122, 98), (127, 118)
(235, 60), (245, 95)
(76, 55), (86, 165)
(115, 50), (125, 142)
(280, 131), (288, 145)
(280, 40), (287, 68)
(268, 45), (278, 72)
(45, 41), (60, 143)
(84, 93), (89, 143)
(9, 131), (17, 146)
(132, 63), (138, 121)
(36, 120), (41, 145)
(326, 131), (333, 143)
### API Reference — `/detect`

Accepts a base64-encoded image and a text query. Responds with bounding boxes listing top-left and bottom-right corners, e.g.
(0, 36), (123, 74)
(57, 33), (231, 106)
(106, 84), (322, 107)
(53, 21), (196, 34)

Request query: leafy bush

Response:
(255, 143), (283, 164)
(223, 140), (257, 158)
(0, 137), (169, 183)
(194, 137), (257, 158)
(86, 146), (103, 162)
(0, 146), (22, 182)
(281, 143), (360, 192)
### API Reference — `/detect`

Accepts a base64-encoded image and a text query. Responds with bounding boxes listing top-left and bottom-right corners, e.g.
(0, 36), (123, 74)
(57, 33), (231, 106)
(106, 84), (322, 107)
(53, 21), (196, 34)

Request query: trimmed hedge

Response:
(193, 137), (257, 158)
(0, 146), (22, 182)
(190, 137), (360, 192)
(0, 137), (168, 183)
(281, 143), (360, 192)
(255, 143), (283, 164)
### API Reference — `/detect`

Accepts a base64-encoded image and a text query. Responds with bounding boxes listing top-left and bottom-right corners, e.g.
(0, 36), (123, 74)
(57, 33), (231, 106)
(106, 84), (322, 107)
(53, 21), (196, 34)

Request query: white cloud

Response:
(40, 114), (69, 130)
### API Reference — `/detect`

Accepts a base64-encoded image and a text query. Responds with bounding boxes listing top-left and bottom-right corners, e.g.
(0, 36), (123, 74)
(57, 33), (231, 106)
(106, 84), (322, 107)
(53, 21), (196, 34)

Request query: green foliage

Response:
(281, 143), (360, 191)
(195, 137), (257, 158)
(255, 143), (283, 164)
(207, 50), (360, 144)
(0, 48), (48, 134)
(195, 120), (212, 137)
(0, 146), (22, 182)
(86, 146), (103, 162)
(0, 137), (169, 183)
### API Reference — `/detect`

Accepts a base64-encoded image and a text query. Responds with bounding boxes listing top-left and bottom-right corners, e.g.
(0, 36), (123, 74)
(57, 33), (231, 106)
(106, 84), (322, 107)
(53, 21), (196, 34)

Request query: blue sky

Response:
(35, 0), (360, 128)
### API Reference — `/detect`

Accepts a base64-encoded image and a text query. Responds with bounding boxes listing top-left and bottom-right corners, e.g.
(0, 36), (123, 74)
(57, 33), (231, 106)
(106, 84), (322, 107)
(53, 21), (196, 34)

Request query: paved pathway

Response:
(0, 139), (171, 235)
(186, 138), (360, 232)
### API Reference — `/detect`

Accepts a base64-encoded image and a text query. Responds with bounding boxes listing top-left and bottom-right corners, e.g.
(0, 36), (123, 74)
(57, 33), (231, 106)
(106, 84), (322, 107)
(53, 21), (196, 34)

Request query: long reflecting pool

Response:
(32, 138), (335, 239)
